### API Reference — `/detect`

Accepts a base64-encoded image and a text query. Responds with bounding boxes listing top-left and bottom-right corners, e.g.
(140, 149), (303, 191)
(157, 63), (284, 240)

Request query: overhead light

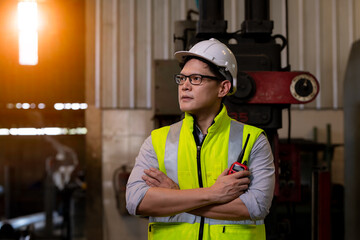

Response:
(18, 0), (38, 65)
(16, 103), (22, 109)
(38, 103), (45, 109)
(2, 127), (87, 136)
(22, 103), (30, 109)
(54, 103), (65, 110)
(0, 129), (10, 135)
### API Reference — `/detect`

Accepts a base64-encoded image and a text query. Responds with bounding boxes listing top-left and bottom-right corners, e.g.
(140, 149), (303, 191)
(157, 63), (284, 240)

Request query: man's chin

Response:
(180, 108), (196, 116)
(180, 106), (192, 113)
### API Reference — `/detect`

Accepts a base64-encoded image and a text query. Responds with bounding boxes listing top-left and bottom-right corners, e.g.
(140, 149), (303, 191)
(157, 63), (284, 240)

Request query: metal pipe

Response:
(244, 0), (270, 21)
(4, 166), (11, 219)
(0, 212), (62, 230)
(311, 170), (318, 240)
(44, 172), (55, 235)
(198, 0), (224, 22)
(241, 0), (273, 36)
(197, 0), (227, 35)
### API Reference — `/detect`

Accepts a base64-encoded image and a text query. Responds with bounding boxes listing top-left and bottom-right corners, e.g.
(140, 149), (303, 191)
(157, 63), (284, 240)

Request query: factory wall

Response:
(92, 0), (360, 109)
(85, 0), (360, 239)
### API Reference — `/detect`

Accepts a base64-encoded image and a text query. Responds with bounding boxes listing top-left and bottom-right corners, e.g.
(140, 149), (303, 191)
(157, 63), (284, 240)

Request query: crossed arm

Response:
(137, 168), (251, 221)
(126, 135), (275, 221)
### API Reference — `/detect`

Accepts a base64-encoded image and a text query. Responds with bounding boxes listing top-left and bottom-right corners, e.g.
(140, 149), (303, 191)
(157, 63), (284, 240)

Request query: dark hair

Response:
(180, 56), (226, 82)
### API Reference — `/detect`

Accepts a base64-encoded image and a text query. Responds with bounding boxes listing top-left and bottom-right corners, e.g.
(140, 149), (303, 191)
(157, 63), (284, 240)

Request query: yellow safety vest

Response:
(150, 106), (266, 240)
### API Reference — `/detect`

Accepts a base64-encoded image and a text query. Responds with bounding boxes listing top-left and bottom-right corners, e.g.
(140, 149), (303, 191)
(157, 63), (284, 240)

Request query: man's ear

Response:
(218, 80), (231, 97)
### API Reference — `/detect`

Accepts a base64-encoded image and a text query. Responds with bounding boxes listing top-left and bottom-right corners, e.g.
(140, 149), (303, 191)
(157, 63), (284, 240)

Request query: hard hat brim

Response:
(174, 51), (219, 66)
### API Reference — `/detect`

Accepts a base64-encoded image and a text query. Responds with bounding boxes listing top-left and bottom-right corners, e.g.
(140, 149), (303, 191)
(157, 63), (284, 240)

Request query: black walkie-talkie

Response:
(228, 134), (250, 175)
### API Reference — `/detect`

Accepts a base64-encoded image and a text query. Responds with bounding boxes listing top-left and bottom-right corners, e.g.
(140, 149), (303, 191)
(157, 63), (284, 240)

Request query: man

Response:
(126, 38), (275, 239)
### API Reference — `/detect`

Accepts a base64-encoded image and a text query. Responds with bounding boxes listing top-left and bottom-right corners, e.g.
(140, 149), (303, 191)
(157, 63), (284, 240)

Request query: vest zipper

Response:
(196, 145), (203, 188)
(196, 145), (204, 240)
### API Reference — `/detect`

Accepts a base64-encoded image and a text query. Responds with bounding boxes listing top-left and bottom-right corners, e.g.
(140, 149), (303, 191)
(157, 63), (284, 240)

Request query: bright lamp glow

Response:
(3, 127), (87, 136)
(18, 1), (38, 65)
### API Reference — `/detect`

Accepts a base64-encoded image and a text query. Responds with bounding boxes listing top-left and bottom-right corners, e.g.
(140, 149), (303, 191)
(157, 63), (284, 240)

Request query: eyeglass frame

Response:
(174, 73), (219, 85)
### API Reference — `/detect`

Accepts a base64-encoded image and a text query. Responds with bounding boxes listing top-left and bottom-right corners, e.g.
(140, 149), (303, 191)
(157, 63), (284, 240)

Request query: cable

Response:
(285, 0), (290, 69)
(287, 105), (291, 143)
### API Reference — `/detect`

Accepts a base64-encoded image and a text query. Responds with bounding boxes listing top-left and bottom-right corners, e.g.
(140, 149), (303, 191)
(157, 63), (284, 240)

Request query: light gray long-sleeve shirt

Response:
(126, 132), (275, 221)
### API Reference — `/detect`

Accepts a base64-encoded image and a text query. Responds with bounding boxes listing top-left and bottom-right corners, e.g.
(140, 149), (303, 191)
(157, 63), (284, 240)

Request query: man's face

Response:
(178, 58), (223, 116)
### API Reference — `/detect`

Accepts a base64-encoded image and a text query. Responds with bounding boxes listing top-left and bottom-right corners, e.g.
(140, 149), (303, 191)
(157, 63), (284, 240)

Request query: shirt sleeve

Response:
(126, 135), (159, 215)
(239, 133), (275, 220)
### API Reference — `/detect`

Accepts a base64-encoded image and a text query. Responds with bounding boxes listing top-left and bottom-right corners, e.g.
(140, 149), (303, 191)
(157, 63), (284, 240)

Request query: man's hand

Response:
(209, 169), (250, 204)
(142, 168), (179, 190)
(138, 168), (250, 217)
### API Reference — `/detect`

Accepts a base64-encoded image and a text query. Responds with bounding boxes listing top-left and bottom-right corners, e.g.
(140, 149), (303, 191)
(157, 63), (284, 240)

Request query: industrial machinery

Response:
(174, 0), (319, 130)
(172, 0), (324, 239)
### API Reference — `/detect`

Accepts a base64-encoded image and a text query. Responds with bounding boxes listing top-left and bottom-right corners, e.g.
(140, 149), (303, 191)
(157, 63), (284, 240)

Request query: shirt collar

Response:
(184, 104), (229, 135)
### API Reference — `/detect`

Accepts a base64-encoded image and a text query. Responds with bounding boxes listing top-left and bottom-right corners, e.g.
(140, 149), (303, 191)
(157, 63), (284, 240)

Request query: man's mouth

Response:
(181, 96), (193, 100)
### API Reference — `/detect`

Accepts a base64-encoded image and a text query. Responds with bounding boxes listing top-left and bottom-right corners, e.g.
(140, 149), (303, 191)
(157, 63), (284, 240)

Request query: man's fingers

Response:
(149, 167), (159, 172)
(221, 169), (250, 178)
(144, 168), (165, 180)
(148, 167), (163, 174)
(238, 179), (250, 188)
(142, 174), (160, 186)
(230, 170), (251, 178)
(143, 169), (160, 181)
(220, 168), (229, 176)
(236, 174), (251, 184)
(238, 190), (245, 195)
(145, 180), (157, 187)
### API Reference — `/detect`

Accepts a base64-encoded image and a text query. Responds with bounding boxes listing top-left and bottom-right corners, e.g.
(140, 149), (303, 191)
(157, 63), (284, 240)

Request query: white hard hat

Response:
(174, 38), (237, 95)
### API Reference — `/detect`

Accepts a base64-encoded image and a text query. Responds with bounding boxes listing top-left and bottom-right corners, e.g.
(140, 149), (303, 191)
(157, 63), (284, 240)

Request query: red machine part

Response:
(244, 71), (319, 104)
(316, 171), (331, 240)
(277, 143), (301, 202)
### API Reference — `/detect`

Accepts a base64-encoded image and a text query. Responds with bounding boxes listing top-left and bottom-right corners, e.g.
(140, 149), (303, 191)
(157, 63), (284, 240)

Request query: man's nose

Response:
(181, 77), (192, 90)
